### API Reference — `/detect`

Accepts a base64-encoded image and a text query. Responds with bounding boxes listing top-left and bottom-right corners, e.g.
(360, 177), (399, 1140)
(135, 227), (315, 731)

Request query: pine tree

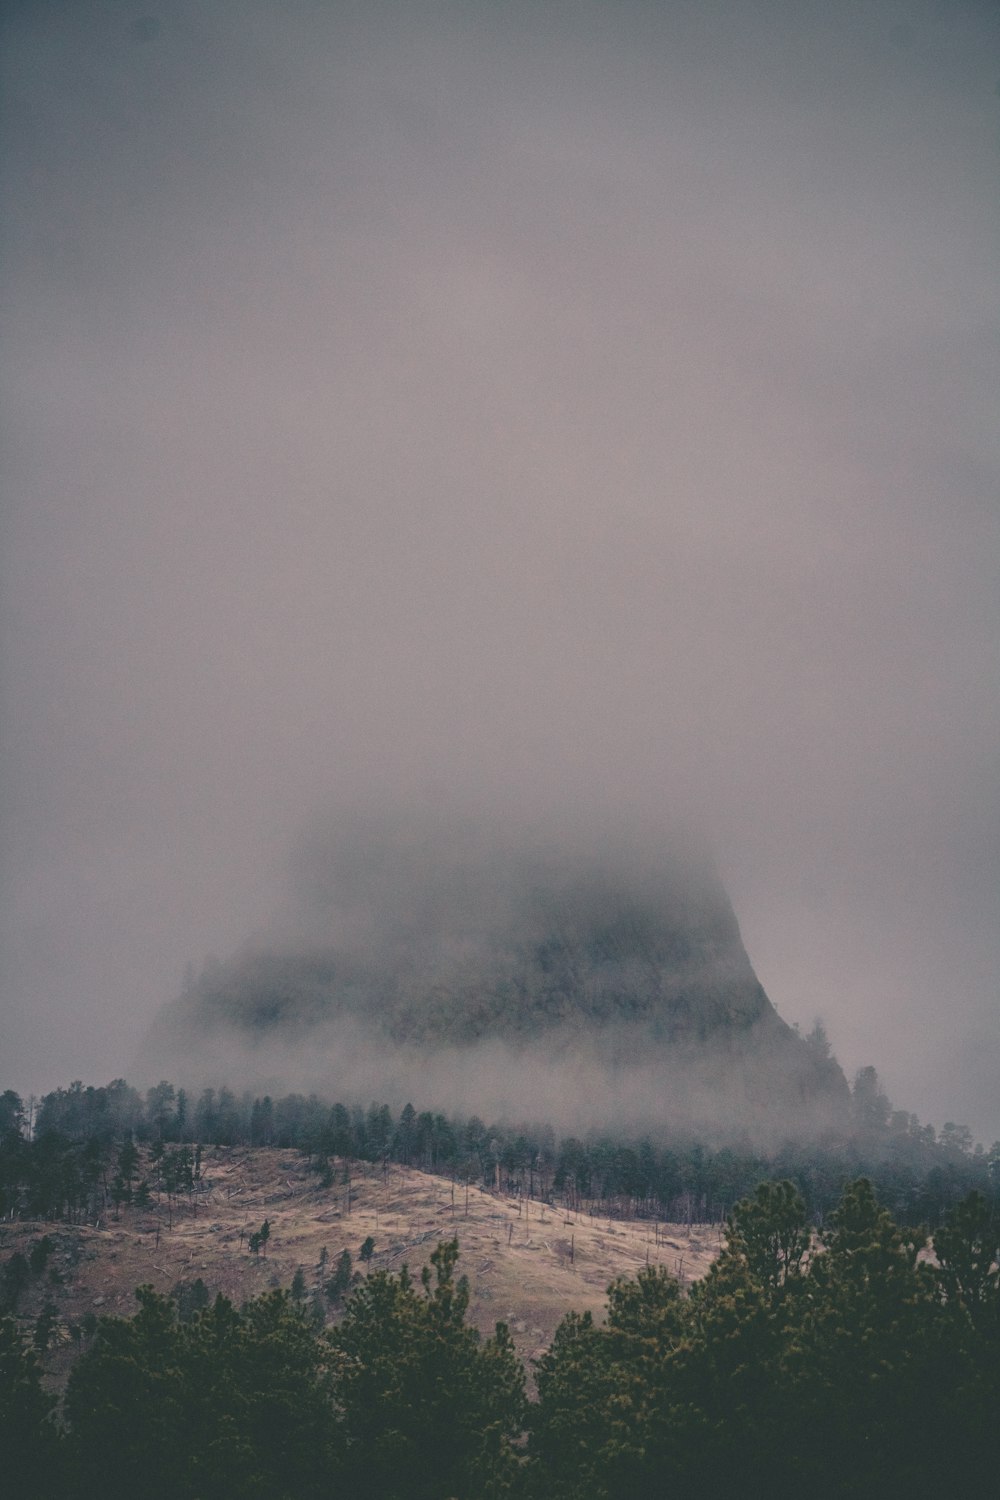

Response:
(332, 1239), (525, 1499)
(0, 1313), (60, 1491)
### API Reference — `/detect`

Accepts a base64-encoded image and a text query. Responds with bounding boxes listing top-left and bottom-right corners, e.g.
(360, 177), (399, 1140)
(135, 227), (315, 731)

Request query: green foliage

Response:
(736, 1178), (809, 1279)
(3, 1068), (998, 1496)
(933, 1189), (999, 1321)
(0, 1313), (60, 1491)
(118, 1135), (139, 1179)
(35, 1079), (143, 1143)
(0, 1089), (26, 1137)
(248, 1218), (272, 1258)
(331, 1238), (526, 1498)
(8, 1190), (998, 1499)
(2, 1250), (30, 1311)
(59, 1242), (525, 1498)
(533, 1266), (691, 1499)
(170, 1276), (210, 1323)
(64, 1286), (340, 1500)
(530, 1177), (1000, 1498)
(28, 1235), (54, 1275)
(325, 1248), (354, 1302)
(929, 1191), (1000, 1478)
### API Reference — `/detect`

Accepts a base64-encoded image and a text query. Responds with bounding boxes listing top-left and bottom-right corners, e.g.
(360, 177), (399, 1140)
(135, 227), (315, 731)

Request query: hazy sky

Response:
(2, 0), (998, 1139)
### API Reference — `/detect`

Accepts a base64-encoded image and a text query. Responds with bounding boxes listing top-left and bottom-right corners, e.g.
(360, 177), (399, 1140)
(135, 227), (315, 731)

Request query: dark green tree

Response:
(2, 1251), (30, 1312)
(331, 1239), (525, 1499)
(531, 1265), (690, 1498)
(933, 1189), (1000, 1322)
(64, 1286), (340, 1500)
(0, 1313), (60, 1491)
(929, 1191), (1000, 1483)
(784, 1178), (948, 1496)
(720, 1178), (811, 1292)
(0, 1089), (25, 1132)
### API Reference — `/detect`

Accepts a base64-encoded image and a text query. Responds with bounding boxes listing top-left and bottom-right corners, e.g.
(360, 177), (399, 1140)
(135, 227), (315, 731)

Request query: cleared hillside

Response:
(3, 1145), (721, 1388)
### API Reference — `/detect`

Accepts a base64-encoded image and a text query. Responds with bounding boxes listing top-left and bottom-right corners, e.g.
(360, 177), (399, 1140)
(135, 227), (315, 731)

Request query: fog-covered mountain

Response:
(140, 824), (848, 1142)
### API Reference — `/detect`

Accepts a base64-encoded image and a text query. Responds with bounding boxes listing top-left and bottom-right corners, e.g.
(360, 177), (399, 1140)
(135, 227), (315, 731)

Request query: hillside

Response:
(7, 1139), (996, 1500)
(2, 1145), (721, 1389)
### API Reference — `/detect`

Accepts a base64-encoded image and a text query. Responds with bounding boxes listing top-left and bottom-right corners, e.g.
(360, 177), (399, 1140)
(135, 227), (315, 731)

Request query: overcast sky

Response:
(2, 0), (998, 1139)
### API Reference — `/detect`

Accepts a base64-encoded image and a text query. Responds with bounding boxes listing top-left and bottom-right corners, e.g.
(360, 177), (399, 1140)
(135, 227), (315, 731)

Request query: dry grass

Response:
(2, 1146), (723, 1384)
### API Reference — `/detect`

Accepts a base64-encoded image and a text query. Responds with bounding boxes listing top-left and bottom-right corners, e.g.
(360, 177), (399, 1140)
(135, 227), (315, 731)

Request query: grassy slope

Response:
(2, 1145), (721, 1390)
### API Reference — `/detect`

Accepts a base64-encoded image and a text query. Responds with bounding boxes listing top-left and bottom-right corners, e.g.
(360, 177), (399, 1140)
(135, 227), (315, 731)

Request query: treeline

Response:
(2, 1073), (998, 1231)
(4, 1180), (999, 1497)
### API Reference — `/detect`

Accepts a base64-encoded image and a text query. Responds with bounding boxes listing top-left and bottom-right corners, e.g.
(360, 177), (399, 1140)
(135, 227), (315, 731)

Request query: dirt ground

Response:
(2, 1146), (723, 1386)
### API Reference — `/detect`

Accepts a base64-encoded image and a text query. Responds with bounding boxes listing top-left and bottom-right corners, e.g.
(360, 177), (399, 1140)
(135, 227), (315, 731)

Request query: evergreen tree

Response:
(64, 1286), (340, 1500)
(325, 1248), (354, 1303)
(0, 1313), (60, 1491)
(331, 1239), (525, 1498)
(784, 1179), (951, 1496)
(532, 1267), (690, 1498)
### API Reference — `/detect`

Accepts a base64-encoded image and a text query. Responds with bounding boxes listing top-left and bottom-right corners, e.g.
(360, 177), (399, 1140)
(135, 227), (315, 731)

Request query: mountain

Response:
(139, 829), (848, 1141)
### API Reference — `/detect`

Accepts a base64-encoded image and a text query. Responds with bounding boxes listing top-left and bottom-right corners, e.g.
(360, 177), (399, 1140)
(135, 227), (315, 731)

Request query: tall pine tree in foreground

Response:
(331, 1237), (526, 1499)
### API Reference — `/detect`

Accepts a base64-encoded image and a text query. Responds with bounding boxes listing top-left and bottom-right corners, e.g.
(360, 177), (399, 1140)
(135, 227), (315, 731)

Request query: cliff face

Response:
(140, 837), (849, 1140)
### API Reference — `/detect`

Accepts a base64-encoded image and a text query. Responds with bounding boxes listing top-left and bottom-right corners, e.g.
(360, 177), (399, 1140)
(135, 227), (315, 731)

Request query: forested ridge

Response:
(2, 1068), (996, 1232)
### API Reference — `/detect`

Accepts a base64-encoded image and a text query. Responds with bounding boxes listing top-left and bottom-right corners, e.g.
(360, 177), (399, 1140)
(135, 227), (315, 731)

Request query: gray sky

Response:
(2, 0), (998, 1140)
